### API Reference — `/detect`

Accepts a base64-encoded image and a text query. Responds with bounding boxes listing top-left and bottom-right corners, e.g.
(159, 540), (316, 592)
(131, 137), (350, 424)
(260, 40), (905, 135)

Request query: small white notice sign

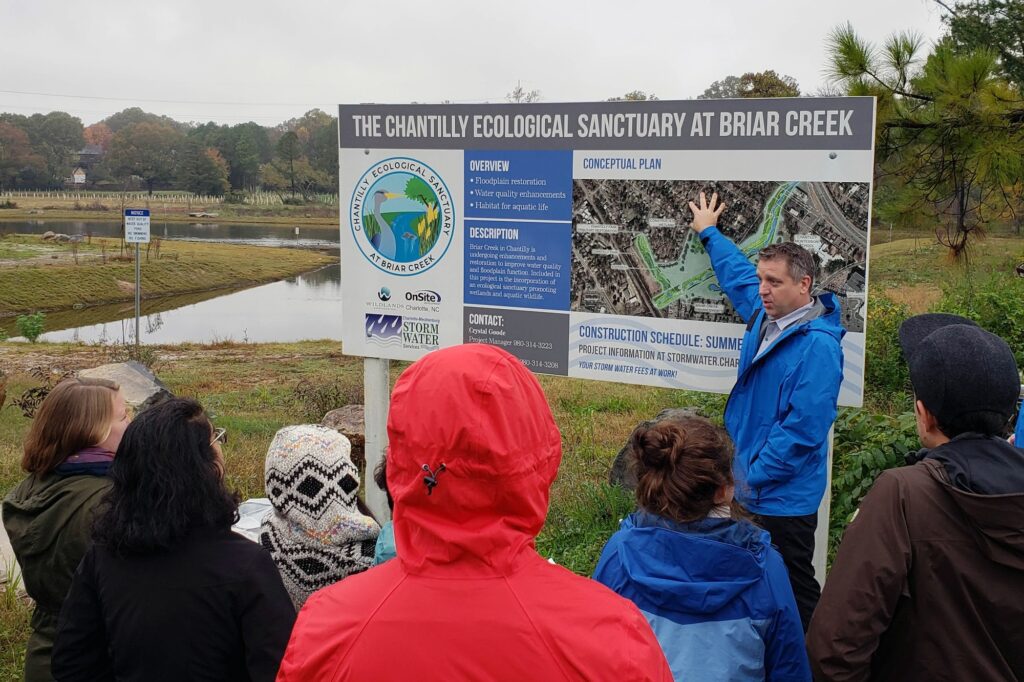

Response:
(124, 209), (151, 243)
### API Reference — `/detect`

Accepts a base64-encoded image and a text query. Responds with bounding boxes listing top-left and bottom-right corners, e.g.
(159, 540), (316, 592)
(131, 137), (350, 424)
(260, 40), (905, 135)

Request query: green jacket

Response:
(2, 471), (111, 682)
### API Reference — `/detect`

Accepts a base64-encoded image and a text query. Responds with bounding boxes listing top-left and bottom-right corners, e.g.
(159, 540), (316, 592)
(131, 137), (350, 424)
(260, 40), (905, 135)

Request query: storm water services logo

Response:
(350, 157), (455, 276)
(364, 313), (440, 351)
(401, 316), (440, 350)
(365, 314), (403, 347)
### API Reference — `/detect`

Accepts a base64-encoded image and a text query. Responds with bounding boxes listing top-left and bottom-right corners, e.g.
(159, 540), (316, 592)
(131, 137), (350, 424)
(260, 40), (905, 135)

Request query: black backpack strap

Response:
(745, 310), (761, 333)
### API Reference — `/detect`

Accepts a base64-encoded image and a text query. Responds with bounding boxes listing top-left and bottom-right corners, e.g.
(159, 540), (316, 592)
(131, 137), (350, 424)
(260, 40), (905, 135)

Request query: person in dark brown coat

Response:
(807, 314), (1024, 681)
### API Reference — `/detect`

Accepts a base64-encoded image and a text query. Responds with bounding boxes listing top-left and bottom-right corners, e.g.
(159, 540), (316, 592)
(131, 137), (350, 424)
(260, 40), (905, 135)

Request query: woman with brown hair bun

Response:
(593, 416), (810, 682)
(2, 377), (129, 682)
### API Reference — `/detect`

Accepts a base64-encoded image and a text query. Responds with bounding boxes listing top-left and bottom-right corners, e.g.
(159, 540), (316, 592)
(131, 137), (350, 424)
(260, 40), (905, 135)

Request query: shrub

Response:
(0, 199), (17, 209)
(101, 340), (161, 370)
(11, 366), (75, 417)
(292, 379), (362, 422)
(829, 408), (918, 562)
(938, 272), (1024, 368)
(282, 196), (304, 206)
(15, 312), (45, 343)
(223, 191), (248, 204)
(863, 293), (911, 411)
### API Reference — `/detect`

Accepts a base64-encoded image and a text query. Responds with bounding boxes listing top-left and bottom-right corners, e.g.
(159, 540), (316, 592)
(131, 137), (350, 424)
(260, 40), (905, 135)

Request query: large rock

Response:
(609, 407), (705, 490)
(321, 405), (365, 469)
(41, 231), (56, 241)
(78, 362), (172, 412)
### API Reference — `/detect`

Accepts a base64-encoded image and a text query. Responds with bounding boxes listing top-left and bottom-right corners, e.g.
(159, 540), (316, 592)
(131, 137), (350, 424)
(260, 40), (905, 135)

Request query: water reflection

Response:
(3, 219), (340, 247)
(36, 263), (344, 344)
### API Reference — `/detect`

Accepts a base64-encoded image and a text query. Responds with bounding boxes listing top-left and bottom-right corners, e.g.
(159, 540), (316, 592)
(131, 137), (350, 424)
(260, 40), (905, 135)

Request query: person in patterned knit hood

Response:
(260, 425), (380, 609)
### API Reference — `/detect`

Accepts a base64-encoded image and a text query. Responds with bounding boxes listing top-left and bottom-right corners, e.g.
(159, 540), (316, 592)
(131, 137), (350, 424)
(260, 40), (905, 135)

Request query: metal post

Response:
(813, 426), (835, 587)
(134, 243), (141, 351)
(363, 357), (391, 523)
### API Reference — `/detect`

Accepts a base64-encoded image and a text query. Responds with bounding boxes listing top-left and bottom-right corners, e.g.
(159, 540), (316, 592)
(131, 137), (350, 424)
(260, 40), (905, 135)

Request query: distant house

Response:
(77, 144), (104, 168)
(71, 167), (87, 185)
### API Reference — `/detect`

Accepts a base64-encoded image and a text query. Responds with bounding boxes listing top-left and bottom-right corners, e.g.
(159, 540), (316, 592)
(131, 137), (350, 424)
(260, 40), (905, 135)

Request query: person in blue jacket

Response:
(1015, 399), (1023, 448)
(687, 191), (844, 630)
(594, 414), (810, 682)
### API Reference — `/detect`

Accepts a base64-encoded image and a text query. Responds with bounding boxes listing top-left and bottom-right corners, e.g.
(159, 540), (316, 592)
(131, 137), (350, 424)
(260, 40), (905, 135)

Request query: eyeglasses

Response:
(211, 427), (228, 446)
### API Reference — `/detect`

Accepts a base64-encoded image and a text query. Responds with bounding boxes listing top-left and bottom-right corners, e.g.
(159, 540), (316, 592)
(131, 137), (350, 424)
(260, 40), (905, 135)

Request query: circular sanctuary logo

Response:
(350, 157), (455, 276)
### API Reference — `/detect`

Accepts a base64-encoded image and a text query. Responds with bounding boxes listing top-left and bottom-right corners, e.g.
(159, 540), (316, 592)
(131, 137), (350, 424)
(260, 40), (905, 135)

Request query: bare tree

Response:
(506, 82), (541, 103)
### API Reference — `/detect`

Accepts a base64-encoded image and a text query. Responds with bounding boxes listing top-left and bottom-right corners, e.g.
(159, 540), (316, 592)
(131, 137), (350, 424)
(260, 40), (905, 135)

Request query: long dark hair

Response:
(94, 398), (239, 555)
(632, 416), (737, 524)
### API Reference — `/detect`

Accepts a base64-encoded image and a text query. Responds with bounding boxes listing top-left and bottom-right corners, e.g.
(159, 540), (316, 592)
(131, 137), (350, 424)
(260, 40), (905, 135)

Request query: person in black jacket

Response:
(52, 398), (296, 682)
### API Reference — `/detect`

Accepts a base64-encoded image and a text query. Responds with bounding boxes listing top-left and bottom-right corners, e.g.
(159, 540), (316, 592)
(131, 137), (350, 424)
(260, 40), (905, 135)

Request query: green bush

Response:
(224, 190), (248, 204)
(938, 272), (1024, 368)
(15, 312), (45, 343)
(863, 293), (911, 411)
(0, 199), (17, 209)
(829, 408), (918, 562)
(282, 196), (304, 206)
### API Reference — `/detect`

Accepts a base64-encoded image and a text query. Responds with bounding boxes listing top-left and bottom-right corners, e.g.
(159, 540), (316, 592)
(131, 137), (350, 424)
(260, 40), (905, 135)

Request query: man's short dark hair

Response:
(759, 242), (815, 286)
(935, 411), (1011, 439)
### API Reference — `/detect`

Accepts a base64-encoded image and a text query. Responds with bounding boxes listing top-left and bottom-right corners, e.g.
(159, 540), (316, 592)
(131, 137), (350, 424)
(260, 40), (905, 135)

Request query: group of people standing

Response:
(2, 192), (1023, 681)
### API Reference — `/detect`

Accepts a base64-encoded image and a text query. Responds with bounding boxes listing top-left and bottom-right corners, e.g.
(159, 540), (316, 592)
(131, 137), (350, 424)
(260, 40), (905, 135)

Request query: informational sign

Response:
(339, 98), (875, 406)
(124, 209), (151, 243)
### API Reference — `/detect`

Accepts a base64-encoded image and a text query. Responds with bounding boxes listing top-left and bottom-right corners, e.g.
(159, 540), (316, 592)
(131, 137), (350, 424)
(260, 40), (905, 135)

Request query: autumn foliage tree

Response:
(83, 123), (113, 151)
(179, 143), (230, 196)
(0, 121), (45, 189)
(737, 70), (801, 98)
(700, 71), (799, 99)
(106, 122), (186, 195)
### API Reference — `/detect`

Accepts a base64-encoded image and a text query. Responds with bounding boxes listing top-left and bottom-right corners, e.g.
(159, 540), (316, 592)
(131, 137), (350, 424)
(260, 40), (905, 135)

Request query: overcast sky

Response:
(1, 0), (947, 128)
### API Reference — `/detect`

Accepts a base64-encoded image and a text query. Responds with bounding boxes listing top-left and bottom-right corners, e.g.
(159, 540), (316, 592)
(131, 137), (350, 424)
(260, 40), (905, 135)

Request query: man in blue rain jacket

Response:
(688, 192), (844, 630)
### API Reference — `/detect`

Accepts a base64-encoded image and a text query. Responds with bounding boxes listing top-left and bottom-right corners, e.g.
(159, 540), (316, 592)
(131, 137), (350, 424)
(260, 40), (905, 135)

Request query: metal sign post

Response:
(363, 357), (391, 523)
(813, 426), (835, 587)
(124, 209), (151, 352)
(135, 243), (140, 347)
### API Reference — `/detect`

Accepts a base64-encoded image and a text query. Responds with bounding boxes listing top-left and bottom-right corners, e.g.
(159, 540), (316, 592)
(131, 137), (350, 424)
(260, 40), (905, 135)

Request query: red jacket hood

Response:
(386, 344), (562, 577)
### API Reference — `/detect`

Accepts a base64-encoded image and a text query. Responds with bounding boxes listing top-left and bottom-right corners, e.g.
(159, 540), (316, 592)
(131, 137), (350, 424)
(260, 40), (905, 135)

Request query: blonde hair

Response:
(22, 377), (121, 474)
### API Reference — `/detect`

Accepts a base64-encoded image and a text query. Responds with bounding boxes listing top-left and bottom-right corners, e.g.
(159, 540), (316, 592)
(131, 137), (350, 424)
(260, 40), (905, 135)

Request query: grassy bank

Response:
(0, 193), (337, 226)
(0, 236), (335, 319)
(869, 235), (1024, 313)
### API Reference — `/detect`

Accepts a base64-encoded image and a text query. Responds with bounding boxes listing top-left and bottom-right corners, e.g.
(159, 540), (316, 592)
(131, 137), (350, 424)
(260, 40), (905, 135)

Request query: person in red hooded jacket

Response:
(276, 343), (672, 682)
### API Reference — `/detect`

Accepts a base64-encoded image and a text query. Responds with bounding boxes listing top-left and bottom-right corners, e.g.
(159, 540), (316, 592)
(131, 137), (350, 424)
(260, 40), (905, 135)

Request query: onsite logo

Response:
(350, 157), (455, 277)
(365, 314), (403, 347)
(378, 287), (392, 302)
(406, 290), (441, 303)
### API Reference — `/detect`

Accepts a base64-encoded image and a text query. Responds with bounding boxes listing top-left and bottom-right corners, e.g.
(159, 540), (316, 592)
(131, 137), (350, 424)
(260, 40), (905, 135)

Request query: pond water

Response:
(2, 218), (340, 248)
(2, 220), (345, 343)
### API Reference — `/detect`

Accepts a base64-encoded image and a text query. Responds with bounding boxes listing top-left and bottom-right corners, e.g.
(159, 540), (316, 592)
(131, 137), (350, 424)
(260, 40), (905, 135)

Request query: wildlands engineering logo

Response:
(350, 158), (455, 276)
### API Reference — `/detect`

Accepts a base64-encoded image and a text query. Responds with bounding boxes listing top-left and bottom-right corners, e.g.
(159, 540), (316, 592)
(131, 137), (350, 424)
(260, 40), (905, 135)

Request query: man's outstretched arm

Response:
(688, 192), (762, 322)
